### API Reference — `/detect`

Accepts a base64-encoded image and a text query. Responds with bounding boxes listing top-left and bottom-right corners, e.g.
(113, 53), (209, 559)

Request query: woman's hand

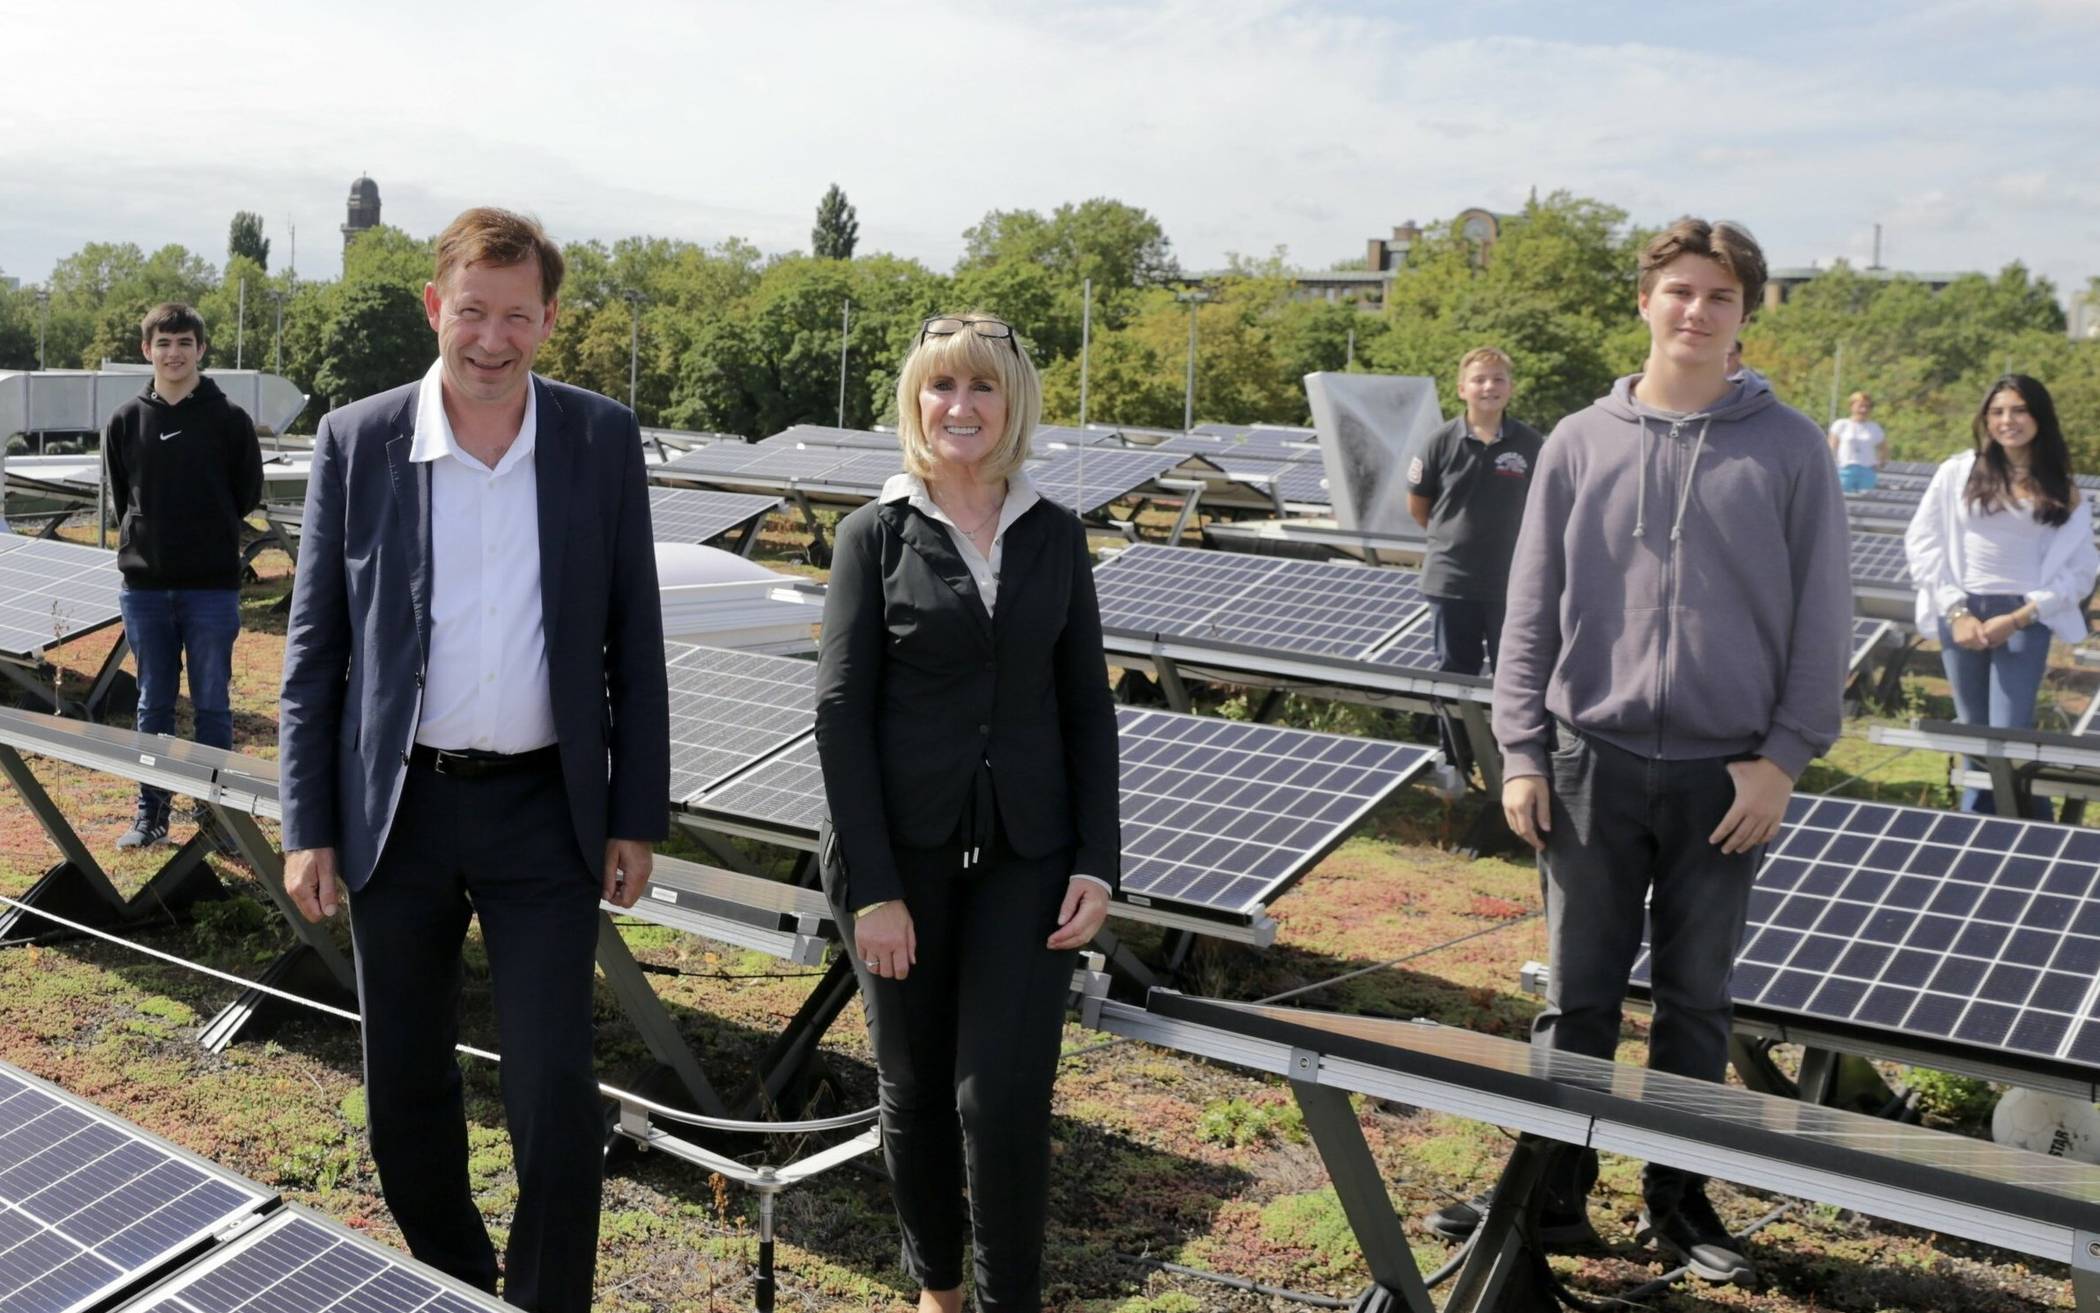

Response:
(1047, 879), (1110, 951)
(1979, 614), (2019, 649)
(855, 901), (917, 980)
(1950, 613), (1989, 651)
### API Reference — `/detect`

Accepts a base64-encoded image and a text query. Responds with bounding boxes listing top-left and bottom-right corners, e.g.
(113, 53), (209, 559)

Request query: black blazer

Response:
(279, 376), (671, 891)
(813, 491), (1121, 910)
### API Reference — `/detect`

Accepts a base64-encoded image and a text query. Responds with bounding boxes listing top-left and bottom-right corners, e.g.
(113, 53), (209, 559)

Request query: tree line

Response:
(1, 192), (2093, 468)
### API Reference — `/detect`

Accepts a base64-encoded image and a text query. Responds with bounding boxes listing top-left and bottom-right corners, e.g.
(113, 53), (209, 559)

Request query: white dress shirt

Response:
(409, 361), (557, 753)
(878, 470), (1109, 897)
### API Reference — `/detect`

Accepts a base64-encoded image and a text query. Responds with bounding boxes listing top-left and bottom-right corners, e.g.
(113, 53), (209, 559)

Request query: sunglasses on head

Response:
(919, 316), (1021, 356)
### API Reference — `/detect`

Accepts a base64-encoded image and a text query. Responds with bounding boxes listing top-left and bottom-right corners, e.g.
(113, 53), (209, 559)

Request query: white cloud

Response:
(1, 0), (2093, 302)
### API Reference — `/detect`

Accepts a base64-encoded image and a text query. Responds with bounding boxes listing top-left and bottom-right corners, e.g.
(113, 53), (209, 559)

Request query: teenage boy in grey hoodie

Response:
(1482, 219), (1851, 1281)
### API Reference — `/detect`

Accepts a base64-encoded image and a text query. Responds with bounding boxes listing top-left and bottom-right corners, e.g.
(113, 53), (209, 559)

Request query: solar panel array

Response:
(0, 1061), (269, 1313)
(0, 535), (124, 657)
(1028, 447), (1183, 515)
(1093, 544), (1424, 660)
(1632, 796), (2100, 1076)
(758, 424), (898, 451)
(1851, 617), (1892, 673)
(118, 1208), (510, 1313)
(1851, 531), (1911, 588)
(645, 488), (781, 546)
(683, 701), (1431, 922)
(663, 643), (817, 802)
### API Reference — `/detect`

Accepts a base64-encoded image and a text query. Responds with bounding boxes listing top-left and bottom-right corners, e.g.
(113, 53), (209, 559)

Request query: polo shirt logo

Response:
(1492, 451), (1530, 478)
(1407, 456), (1425, 485)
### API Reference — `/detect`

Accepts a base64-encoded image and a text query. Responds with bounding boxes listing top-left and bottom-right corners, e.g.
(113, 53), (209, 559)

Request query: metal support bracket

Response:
(594, 913), (729, 1117)
(1288, 1053), (1438, 1313)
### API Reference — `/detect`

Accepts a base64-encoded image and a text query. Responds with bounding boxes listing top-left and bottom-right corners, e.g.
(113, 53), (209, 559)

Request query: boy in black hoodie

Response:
(104, 303), (263, 847)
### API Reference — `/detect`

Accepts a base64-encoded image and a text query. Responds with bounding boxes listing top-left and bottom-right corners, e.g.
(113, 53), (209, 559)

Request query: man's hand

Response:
(1711, 757), (1792, 854)
(856, 901), (916, 980)
(1503, 775), (1551, 852)
(285, 847), (342, 923)
(1950, 613), (1989, 651)
(1979, 614), (2019, 649)
(1047, 879), (1110, 951)
(601, 839), (654, 908)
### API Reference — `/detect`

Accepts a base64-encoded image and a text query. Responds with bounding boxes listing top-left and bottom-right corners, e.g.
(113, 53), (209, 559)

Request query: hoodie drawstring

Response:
(1633, 414), (1713, 543)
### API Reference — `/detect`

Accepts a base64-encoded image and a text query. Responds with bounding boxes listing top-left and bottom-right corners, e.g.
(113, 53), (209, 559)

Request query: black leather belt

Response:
(408, 743), (560, 779)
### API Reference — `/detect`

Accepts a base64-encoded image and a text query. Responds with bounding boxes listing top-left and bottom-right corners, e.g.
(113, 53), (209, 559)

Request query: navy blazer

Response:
(278, 376), (670, 892)
(813, 492), (1121, 911)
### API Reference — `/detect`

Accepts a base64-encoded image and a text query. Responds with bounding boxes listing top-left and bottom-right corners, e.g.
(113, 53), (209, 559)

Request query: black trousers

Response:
(833, 832), (1077, 1311)
(349, 757), (603, 1313)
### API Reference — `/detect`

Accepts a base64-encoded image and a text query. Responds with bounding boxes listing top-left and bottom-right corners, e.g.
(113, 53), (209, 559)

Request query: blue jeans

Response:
(1937, 592), (2052, 818)
(1839, 464), (1878, 494)
(118, 587), (240, 815)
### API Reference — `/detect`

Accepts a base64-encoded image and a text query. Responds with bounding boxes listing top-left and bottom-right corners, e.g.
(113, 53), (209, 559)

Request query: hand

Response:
(1502, 775), (1551, 852)
(1047, 879), (1111, 951)
(1950, 614), (1988, 651)
(285, 847), (342, 923)
(1979, 614), (2019, 649)
(1710, 757), (1792, 854)
(601, 838), (654, 908)
(855, 901), (916, 981)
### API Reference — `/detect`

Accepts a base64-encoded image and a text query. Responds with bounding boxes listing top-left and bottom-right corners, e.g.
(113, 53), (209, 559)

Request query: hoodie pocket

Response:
(1665, 605), (1782, 743)
(1552, 606), (1664, 734)
(124, 511), (239, 583)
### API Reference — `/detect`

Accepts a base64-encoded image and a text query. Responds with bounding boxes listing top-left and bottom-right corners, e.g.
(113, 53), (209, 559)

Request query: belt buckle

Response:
(429, 748), (469, 777)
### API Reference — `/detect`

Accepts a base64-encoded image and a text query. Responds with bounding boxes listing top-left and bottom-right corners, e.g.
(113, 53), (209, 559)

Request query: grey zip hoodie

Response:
(1492, 371), (1852, 781)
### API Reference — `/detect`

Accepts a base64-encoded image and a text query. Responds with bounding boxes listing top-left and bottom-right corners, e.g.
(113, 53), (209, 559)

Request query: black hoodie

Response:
(103, 377), (264, 589)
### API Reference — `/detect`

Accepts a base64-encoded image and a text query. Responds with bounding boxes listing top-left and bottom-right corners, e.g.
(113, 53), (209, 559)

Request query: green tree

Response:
(343, 225), (435, 291)
(228, 211), (270, 271)
(812, 184), (859, 261)
(75, 244), (218, 368)
(315, 280), (433, 408)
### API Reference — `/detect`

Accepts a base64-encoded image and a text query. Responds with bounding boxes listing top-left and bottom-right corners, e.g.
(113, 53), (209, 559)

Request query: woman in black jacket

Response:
(814, 313), (1120, 1312)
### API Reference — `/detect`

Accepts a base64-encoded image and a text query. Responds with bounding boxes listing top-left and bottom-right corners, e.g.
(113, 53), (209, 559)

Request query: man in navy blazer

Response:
(278, 208), (668, 1313)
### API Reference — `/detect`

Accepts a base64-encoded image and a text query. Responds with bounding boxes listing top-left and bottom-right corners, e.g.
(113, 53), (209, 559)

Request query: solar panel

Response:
(663, 643), (817, 802)
(687, 706), (1432, 922)
(760, 424), (897, 451)
(1851, 531), (1911, 587)
(116, 1207), (511, 1313)
(1851, 617), (1891, 673)
(0, 1060), (270, 1313)
(1267, 457), (1333, 506)
(1028, 447), (1181, 515)
(656, 444), (768, 478)
(0, 536), (124, 658)
(1031, 425), (1125, 449)
(806, 451), (905, 492)
(1092, 545), (1423, 659)
(1631, 796), (2100, 1079)
(1364, 613), (1442, 671)
(645, 488), (780, 546)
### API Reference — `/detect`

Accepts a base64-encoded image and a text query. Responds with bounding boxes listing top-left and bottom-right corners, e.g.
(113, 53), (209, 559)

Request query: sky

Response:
(3, 0), (2096, 302)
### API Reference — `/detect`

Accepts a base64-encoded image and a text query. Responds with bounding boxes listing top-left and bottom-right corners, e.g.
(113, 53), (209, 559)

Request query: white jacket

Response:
(1904, 450), (2098, 644)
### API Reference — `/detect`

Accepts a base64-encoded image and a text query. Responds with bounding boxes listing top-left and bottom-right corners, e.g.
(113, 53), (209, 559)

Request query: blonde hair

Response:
(1848, 390), (1873, 408)
(1457, 346), (1513, 379)
(894, 314), (1040, 483)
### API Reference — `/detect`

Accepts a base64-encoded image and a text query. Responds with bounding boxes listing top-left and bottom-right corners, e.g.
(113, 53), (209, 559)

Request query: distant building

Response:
(1367, 208), (1504, 274)
(1761, 263), (1973, 313)
(2071, 288), (2099, 340)
(341, 174), (381, 252)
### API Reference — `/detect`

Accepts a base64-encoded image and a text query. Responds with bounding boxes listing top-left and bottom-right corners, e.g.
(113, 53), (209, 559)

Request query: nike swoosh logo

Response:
(160, 430), (183, 441)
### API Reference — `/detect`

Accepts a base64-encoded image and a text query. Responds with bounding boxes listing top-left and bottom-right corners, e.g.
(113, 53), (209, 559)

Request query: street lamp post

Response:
(1176, 289), (1211, 431)
(622, 289), (646, 416)
(35, 288), (50, 370)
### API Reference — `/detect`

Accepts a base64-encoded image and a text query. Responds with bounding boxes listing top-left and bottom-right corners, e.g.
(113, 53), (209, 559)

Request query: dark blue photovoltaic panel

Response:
(0, 536), (123, 657)
(1851, 531), (1910, 588)
(117, 1208), (510, 1312)
(1092, 545), (1421, 660)
(759, 424), (897, 451)
(1851, 618), (1890, 674)
(0, 1061), (268, 1313)
(1028, 447), (1181, 514)
(663, 643), (816, 803)
(645, 488), (780, 546)
(807, 451), (905, 491)
(1631, 796), (2100, 1076)
(656, 444), (768, 477)
(1364, 613), (1441, 672)
(686, 705), (1432, 920)
(1267, 458), (1332, 506)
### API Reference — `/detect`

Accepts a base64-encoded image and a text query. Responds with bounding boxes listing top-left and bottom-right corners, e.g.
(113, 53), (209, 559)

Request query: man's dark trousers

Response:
(1534, 722), (1762, 1194)
(349, 754), (602, 1313)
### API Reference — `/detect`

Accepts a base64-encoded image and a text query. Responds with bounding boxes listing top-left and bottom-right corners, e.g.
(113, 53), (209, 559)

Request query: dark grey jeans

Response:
(1534, 722), (1762, 1086)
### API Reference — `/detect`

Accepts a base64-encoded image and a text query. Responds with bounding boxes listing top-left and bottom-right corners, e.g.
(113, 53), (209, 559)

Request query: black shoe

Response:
(116, 808), (170, 850)
(1637, 1185), (1755, 1284)
(1424, 1189), (1599, 1249)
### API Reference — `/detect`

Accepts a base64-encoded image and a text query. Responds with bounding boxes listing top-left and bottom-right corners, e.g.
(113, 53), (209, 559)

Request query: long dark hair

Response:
(1964, 373), (2074, 527)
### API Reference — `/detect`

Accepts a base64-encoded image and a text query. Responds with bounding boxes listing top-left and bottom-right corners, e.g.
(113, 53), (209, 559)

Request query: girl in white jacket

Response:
(1905, 374), (2098, 816)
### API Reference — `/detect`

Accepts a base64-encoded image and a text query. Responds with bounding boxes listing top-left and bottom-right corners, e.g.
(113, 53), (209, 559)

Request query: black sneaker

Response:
(116, 808), (170, 850)
(1423, 1189), (1599, 1249)
(1637, 1185), (1755, 1284)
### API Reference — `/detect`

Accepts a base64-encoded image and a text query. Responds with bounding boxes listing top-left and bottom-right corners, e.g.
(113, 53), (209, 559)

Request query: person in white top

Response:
(1828, 391), (1885, 494)
(1905, 374), (2097, 816)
